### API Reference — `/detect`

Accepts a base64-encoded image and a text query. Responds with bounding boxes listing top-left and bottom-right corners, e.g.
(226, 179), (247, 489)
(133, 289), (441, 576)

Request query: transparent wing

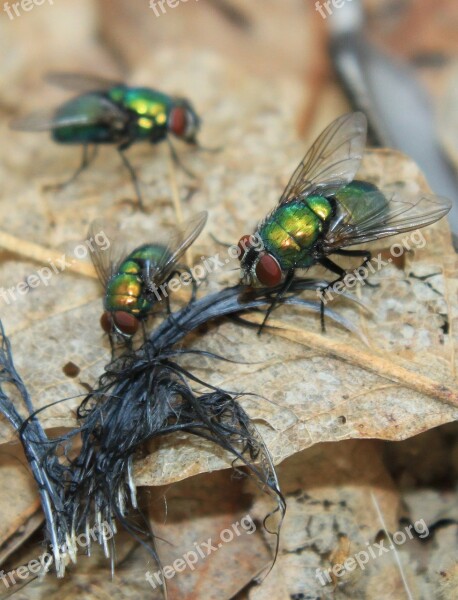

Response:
(11, 109), (94, 131)
(152, 212), (208, 283)
(89, 213), (207, 289)
(323, 186), (452, 252)
(88, 219), (129, 287)
(45, 72), (123, 92)
(11, 95), (128, 132)
(279, 112), (367, 204)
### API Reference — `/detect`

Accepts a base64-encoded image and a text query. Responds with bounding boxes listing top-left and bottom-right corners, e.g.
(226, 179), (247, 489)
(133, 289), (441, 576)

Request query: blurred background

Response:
(2, 0), (458, 231)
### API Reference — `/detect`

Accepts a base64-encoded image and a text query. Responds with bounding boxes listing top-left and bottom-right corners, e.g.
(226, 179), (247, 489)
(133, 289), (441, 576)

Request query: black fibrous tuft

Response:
(0, 278), (360, 580)
(63, 280), (357, 574)
(0, 321), (71, 575)
(67, 346), (285, 580)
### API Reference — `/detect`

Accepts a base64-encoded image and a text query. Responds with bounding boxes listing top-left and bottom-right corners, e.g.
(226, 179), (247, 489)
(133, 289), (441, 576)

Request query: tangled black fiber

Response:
(0, 321), (72, 575)
(0, 278), (359, 581)
(64, 279), (358, 573)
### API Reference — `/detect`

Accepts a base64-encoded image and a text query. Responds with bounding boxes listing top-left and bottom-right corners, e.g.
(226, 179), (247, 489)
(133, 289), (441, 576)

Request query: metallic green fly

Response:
(89, 211), (207, 339)
(12, 73), (205, 209)
(237, 112), (452, 327)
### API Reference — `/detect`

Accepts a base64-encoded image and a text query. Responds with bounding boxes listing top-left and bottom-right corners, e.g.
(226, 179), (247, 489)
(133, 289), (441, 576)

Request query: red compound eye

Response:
(237, 235), (253, 259)
(101, 311), (139, 337)
(101, 311), (113, 334)
(169, 107), (188, 137)
(113, 312), (139, 336)
(255, 254), (282, 287)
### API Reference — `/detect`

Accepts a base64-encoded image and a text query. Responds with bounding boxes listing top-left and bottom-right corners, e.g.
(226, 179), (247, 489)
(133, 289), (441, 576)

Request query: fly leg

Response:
(163, 292), (174, 316)
(209, 233), (236, 249)
(258, 269), (295, 335)
(117, 141), (144, 211)
(140, 319), (149, 345)
(180, 265), (199, 303)
(192, 141), (223, 153)
(165, 267), (198, 335)
(317, 257), (348, 332)
(333, 249), (379, 288)
(160, 281), (191, 339)
(44, 144), (98, 191)
(167, 138), (197, 179)
(140, 319), (154, 362)
(108, 330), (116, 360)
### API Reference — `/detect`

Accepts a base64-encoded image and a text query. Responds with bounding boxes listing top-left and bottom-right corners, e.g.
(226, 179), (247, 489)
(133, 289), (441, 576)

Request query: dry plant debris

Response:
(0, 1), (456, 599)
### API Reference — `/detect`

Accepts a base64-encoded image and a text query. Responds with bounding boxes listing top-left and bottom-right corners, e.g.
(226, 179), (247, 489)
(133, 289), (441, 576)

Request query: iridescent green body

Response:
(108, 87), (172, 141)
(104, 244), (170, 316)
(52, 86), (173, 145)
(334, 180), (388, 224)
(259, 180), (387, 270)
(259, 196), (333, 270)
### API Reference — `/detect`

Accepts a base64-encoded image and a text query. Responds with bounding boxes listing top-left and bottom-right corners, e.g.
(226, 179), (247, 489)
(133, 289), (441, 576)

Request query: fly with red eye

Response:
(238, 232), (293, 333)
(255, 254), (282, 287)
(166, 98), (207, 179)
(89, 212), (208, 348)
(237, 112), (451, 332)
(11, 72), (206, 210)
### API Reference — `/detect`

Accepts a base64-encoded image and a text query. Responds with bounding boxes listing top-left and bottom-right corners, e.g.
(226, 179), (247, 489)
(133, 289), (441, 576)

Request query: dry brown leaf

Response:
(148, 470), (271, 600)
(0, 447), (41, 558)
(245, 440), (423, 600)
(0, 0), (456, 493)
(1, 528), (162, 600)
(0, 4), (457, 600)
(136, 149), (458, 485)
(0, 31), (457, 492)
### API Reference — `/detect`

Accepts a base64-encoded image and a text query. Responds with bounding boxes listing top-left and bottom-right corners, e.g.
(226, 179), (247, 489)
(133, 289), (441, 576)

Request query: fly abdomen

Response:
(52, 93), (122, 144)
(128, 244), (170, 265)
(333, 180), (389, 223)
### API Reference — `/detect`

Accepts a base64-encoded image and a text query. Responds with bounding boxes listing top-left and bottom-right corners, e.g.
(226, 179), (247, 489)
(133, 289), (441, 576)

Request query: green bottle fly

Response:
(90, 212), (208, 339)
(104, 244), (171, 318)
(12, 73), (202, 208)
(238, 112), (450, 295)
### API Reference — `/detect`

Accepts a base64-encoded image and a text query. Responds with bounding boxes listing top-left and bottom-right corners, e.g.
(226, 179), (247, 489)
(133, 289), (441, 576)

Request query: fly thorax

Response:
(104, 273), (143, 314)
(258, 200), (330, 271)
(108, 86), (127, 104)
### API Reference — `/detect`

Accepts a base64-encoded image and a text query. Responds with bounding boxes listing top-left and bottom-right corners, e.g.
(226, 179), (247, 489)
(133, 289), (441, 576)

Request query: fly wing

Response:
(323, 186), (452, 252)
(11, 95), (129, 132)
(151, 212), (208, 284)
(88, 219), (129, 287)
(45, 72), (124, 92)
(279, 112), (367, 204)
(11, 108), (94, 131)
